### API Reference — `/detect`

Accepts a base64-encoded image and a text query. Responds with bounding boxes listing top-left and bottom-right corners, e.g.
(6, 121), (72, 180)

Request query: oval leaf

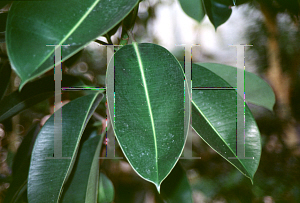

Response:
(61, 129), (105, 203)
(178, 0), (205, 22)
(98, 173), (115, 203)
(191, 63), (261, 182)
(110, 43), (187, 191)
(203, 0), (233, 29)
(6, 0), (139, 89)
(198, 62), (275, 111)
(27, 92), (103, 203)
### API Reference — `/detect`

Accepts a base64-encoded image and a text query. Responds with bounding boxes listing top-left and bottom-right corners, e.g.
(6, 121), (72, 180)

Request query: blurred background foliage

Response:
(0, 0), (300, 202)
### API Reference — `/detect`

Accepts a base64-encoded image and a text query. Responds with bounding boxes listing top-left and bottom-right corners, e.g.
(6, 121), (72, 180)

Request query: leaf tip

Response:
(19, 80), (27, 92)
(156, 184), (161, 194)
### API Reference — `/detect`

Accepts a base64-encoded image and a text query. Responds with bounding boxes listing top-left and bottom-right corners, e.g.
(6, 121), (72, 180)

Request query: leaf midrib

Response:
(133, 43), (159, 185)
(191, 100), (252, 179)
(57, 93), (100, 203)
(28, 0), (101, 81)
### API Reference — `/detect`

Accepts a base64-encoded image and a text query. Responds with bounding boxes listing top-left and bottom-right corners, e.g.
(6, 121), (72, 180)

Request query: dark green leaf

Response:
(198, 62), (275, 111)
(61, 129), (105, 203)
(0, 75), (86, 123)
(98, 173), (114, 203)
(110, 43), (187, 191)
(0, 61), (11, 100)
(27, 92), (103, 203)
(6, 0), (139, 89)
(203, 0), (233, 29)
(178, 0), (205, 22)
(160, 163), (193, 203)
(191, 63), (261, 182)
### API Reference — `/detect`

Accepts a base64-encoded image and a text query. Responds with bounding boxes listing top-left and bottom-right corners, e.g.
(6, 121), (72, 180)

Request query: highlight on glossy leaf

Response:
(6, 0), (139, 89)
(191, 63), (261, 182)
(27, 92), (103, 203)
(108, 43), (189, 192)
(61, 129), (105, 203)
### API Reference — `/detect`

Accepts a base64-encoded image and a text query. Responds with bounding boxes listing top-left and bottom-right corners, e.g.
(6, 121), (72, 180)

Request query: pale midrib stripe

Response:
(191, 99), (251, 178)
(133, 43), (159, 183)
(35, 0), (101, 76)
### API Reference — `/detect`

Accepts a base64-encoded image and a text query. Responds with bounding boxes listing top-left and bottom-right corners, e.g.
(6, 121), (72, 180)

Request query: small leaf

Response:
(0, 61), (11, 100)
(198, 62), (275, 111)
(191, 63), (261, 182)
(160, 163), (193, 203)
(0, 75), (87, 122)
(61, 129), (105, 203)
(27, 92), (103, 203)
(178, 0), (205, 22)
(98, 173), (115, 203)
(6, 0), (139, 89)
(203, 0), (232, 29)
(110, 43), (188, 191)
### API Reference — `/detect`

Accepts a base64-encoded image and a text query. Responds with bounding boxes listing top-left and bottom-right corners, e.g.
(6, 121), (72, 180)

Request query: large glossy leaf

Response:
(0, 75), (86, 123)
(27, 92), (103, 203)
(160, 163), (193, 203)
(61, 129), (105, 203)
(198, 63), (275, 111)
(191, 63), (261, 182)
(110, 43), (187, 191)
(6, 0), (139, 89)
(178, 0), (205, 22)
(0, 61), (11, 100)
(98, 173), (115, 203)
(4, 122), (40, 203)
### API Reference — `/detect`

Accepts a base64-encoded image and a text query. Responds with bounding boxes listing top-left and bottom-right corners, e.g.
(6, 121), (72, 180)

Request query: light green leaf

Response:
(6, 0), (139, 89)
(0, 75), (87, 123)
(160, 163), (193, 203)
(61, 129), (105, 203)
(110, 43), (188, 191)
(178, 0), (205, 22)
(191, 63), (261, 182)
(98, 173), (115, 203)
(198, 62), (275, 111)
(27, 92), (103, 203)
